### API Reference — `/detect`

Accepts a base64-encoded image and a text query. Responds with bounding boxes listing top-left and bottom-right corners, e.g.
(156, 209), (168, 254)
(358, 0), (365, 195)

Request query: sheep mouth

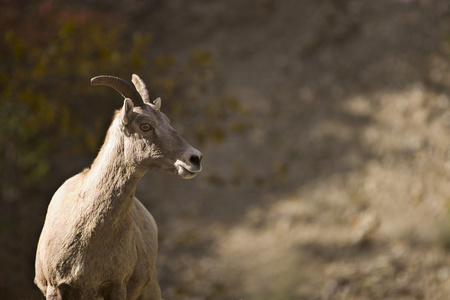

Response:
(175, 160), (201, 180)
(177, 165), (200, 179)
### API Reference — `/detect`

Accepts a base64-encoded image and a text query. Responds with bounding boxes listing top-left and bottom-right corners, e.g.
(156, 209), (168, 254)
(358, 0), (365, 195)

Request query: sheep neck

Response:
(81, 120), (144, 228)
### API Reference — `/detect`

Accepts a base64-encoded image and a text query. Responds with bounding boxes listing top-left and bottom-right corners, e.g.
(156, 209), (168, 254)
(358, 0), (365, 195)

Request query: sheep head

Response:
(91, 74), (202, 179)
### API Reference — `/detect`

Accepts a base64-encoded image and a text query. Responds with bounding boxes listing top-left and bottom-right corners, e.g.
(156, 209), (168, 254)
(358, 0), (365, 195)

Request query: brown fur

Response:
(34, 75), (202, 300)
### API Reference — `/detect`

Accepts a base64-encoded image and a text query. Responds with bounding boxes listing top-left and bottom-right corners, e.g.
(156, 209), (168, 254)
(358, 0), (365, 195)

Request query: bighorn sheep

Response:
(34, 74), (202, 300)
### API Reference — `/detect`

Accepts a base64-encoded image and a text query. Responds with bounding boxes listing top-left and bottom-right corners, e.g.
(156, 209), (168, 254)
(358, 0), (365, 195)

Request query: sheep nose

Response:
(189, 153), (202, 169)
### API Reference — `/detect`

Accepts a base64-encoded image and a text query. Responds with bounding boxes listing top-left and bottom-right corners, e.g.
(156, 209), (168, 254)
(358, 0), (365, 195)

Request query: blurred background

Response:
(2, 0), (450, 299)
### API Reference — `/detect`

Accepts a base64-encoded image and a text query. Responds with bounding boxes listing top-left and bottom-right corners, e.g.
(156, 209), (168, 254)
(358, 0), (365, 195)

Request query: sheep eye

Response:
(140, 123), (152, 132)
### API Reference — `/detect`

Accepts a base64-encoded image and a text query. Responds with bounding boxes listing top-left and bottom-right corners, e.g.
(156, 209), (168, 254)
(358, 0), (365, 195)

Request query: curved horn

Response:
(91, 75), (143, 106)
(131, 74), (151, 104)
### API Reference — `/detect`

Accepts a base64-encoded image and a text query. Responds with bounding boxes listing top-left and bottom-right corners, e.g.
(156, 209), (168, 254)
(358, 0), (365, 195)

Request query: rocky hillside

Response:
(2, 1), (450, 299)
(138, 1), (450, 299)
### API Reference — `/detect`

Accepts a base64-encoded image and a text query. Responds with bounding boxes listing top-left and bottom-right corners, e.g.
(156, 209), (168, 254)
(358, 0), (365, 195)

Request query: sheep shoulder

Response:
(34, 173), (146, 292)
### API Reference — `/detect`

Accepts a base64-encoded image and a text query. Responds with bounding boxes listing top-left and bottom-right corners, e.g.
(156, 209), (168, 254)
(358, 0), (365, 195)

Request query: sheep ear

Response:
(153, 97), (161, 110)
(122, 98), (134, 125)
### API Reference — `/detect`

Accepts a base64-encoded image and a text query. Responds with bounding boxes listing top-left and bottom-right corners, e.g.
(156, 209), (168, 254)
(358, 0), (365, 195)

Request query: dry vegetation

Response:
(2, 0), (450, 299)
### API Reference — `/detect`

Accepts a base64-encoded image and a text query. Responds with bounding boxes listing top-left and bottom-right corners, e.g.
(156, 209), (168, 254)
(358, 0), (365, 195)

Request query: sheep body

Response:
(34, 75), (202, 300)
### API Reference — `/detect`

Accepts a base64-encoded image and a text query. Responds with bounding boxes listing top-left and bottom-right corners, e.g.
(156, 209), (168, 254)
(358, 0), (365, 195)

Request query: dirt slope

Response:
(131, 1), (450, 299)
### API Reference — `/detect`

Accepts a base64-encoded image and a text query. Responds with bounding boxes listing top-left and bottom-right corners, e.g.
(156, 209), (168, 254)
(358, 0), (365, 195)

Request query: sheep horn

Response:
(91, 75), (144, 107)
(131, 74), (151, 104)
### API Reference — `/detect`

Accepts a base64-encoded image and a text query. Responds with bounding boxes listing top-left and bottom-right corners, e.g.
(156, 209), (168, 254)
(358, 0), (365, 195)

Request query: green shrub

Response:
(0, 14), (152, 203)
